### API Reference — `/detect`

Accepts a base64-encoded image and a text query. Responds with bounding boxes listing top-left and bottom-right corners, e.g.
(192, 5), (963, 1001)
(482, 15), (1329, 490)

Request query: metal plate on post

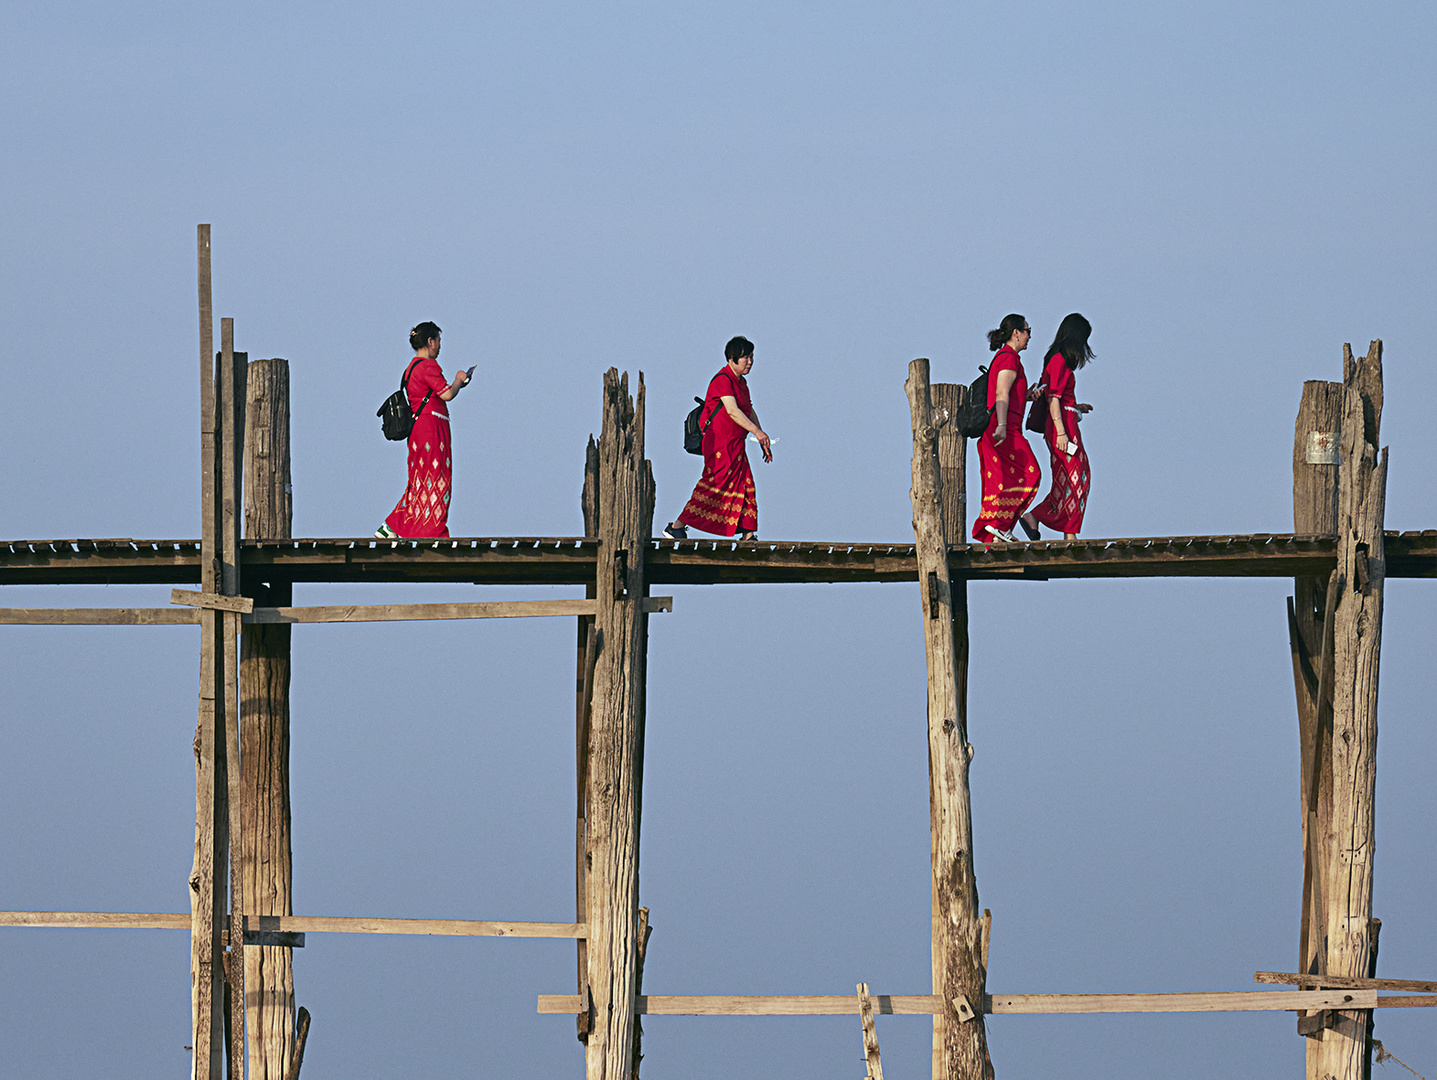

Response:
(1306, 431), (1339, 465)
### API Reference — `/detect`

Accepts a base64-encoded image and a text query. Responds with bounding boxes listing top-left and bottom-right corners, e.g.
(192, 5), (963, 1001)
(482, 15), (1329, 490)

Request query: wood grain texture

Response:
(0, 608), (200, 624)
(585, 370), (655, 1080)
(1258, 971), (1437, 993)
(173, 589), (255, 612)
(1315, 343), (1387, 1080)
(906, 359), (991, 1080)
(241, 358), (296, 1080)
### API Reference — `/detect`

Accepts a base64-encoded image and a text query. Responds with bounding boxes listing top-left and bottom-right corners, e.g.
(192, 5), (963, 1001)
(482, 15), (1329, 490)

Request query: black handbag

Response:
(377, 358), (435, 441)
(683, 396), (720, 454)
(1025, 382), (1049, 434)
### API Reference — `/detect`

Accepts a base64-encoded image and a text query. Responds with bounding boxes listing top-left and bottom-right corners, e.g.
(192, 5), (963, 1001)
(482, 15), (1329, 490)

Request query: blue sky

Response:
(1, 2), (1434, 1077)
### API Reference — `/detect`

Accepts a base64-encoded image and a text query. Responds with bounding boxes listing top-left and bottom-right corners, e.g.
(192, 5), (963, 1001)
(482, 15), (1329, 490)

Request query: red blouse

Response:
(986, 346), (1027, 430)
(404, 356), (450, 419)
(1042, 352), (1076, 412)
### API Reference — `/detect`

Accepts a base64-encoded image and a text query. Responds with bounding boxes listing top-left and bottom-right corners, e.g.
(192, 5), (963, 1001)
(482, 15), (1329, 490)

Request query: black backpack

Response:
(377, 358), (435, 441)
(683, 397), (718, 454)
(953, 365), (994, 438)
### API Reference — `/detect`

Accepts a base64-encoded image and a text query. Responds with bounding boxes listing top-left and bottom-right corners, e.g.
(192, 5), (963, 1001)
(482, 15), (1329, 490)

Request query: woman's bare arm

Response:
(437, 368), (471, 401)
(721, 396), (772, 461)
(993, 368), (1018, 440)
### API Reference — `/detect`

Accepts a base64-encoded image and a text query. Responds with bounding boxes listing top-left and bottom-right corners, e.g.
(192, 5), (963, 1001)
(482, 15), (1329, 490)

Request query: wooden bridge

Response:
(2, 228), (1432, 1080)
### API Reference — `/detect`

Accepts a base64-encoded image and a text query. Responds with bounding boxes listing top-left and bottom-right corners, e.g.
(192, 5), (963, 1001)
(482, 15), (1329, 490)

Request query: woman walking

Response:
(972, 313), (1042, 543)
(662, 335), (772, 541)
(1030, 313), (1094, 540)
(375, 321), (471, 539)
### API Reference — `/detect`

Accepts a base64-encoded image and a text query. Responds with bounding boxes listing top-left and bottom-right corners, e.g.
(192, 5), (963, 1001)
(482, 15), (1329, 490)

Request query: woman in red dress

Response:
(375, 321), (471, 539)
(663, 335), (773, 541)
(972, 313), (1042, 543)
(1030, 313), (1094, 540)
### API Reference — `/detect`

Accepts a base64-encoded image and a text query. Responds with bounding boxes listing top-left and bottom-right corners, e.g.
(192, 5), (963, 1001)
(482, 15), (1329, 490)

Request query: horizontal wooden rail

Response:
(1, 532), (1431, 586)
(1255, 970), (1437, 993)
(0, 597), (672, 626)
(0, 911), (586, 939)
(537, 988), (1382, 1016)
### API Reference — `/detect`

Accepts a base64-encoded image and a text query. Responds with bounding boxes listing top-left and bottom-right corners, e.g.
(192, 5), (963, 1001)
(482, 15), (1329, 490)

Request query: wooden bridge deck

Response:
(1, 531), (1432, 587)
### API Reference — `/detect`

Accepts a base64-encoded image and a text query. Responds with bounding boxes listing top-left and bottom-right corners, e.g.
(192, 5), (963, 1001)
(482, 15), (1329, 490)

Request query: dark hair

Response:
(725, 335), (755, 362)
(1044, 313), (1094, 370)
(409, 321), (442, 352)
(986, 314), (1027, 352)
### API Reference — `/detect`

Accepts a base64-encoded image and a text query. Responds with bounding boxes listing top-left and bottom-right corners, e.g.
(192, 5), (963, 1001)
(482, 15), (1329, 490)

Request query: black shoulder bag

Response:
(377, 358), (435, 441)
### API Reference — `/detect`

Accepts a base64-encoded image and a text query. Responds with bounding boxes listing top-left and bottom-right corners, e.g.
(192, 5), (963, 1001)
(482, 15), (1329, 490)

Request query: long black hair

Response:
(986, 314), (1027, 352)
(1044, 313), (1094, 370)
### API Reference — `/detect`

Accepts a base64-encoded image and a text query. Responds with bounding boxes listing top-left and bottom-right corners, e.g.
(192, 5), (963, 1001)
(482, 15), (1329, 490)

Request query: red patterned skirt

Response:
(972, 428), (1040, 541)
(676, 435), (757, 537)
(385, 412), (452, 538)
(1031, 410), (1090, 535)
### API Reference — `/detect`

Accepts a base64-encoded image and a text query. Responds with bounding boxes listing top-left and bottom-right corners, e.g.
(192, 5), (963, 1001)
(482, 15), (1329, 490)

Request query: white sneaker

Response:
(984, 525), (1015, 543)
(375, 523), (399, 540)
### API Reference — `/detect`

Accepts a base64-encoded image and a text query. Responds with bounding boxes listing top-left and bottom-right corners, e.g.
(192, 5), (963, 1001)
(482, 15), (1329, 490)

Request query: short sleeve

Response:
(1045, 356), (1072, 398)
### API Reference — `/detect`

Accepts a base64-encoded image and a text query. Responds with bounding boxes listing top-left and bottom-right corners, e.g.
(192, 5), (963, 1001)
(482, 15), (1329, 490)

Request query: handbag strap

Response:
(702, 370), (740, 430)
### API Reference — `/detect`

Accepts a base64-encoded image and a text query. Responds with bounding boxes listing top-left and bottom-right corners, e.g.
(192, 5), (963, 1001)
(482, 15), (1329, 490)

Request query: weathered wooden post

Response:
(906, 360), (992, 1080)
(584, 370), (656, 1080)
(1314, 343), (1387, 1080)
(1288, 377), (1343, 1055)
(241, 358), (297, 1079)
(191, 223), (226, 1080)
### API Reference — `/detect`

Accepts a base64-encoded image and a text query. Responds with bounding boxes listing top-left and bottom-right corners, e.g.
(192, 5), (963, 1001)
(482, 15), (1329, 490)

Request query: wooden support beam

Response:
(906, 359), (990, 1080)
(284, 1007), (310, 1080)
(241, 357), (295, 1080)
(0, 910), (585, 938)
(859, 983), (886, 1080)
(0, 598), (673, 627)
(576, 438), (599, 1043)
(538, 989), (1381, 1016)
(929, 384), (968, 547)
(174, 589), (255, 613)
(1290, 377), (1345, 1044)
(219, 318), (246, 1080)
(1315, 342), (1388, 1080)
(191, 223), (225, 1080)
(584, 370), (655, 1080)
(1257, 972), (1437, 994)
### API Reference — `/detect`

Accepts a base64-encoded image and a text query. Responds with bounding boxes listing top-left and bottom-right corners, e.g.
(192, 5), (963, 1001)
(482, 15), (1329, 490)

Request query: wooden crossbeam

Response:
(0, 911), (586, 939)
(537, 989), (1380, 1015)
(0, 597), (673, 626)
(1256, 971), (1437, 994)
(171, 588), (254, 612)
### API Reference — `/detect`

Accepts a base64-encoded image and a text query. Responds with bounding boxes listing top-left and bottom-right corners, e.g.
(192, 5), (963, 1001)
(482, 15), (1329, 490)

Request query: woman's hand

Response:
(455, 368), (471, 388)
(993, 422), (1007, 444)
(754, 429), (773, 462)
(1055, 432), (1069, 454)
(1077, 402), (1093, 413)
(1027, 383), (1045, 402)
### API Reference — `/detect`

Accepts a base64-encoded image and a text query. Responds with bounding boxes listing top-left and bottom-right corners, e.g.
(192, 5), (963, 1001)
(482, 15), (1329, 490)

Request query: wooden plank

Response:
(575, 437), (599, 1042)
(240, 599), (667, 623)
(240, 356), (296, 1080)
(172, 589), (254, 613)
(906, 359), (989, 1080)
(284, 1007), (310, 1080)
(858, 983), (885, 1080)
(0, 608), (200, 625)
(929, 384), (967, 547)
(191, 222), (224, 1080)
(219, 318), (246, 1080)
(538, 990), (1378, 1015)
(1316, 343), (1387, 1080)
(585, 370), (655, 1080)
(0, 911), (584, 938)
(1257, 972), (1437, 994)
(1375, 996), (1437, 1009)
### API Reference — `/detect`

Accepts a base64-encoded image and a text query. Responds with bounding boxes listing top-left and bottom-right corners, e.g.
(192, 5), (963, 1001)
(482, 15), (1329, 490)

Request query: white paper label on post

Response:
(1306, 431), (1339, 465)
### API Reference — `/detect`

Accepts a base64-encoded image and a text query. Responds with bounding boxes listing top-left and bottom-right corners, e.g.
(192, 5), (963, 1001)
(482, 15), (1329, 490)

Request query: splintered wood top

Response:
(0, 531), (1432, 586)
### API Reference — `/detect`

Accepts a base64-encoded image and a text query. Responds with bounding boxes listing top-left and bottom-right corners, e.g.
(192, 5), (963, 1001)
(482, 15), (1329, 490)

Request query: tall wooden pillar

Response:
(240, 358), (296, 1079)
(1314, 343), (1387, 1080)
(584, 370), (655, 1080)
(906, 361), (991, 1080)
(191, 224), (226, 1080)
